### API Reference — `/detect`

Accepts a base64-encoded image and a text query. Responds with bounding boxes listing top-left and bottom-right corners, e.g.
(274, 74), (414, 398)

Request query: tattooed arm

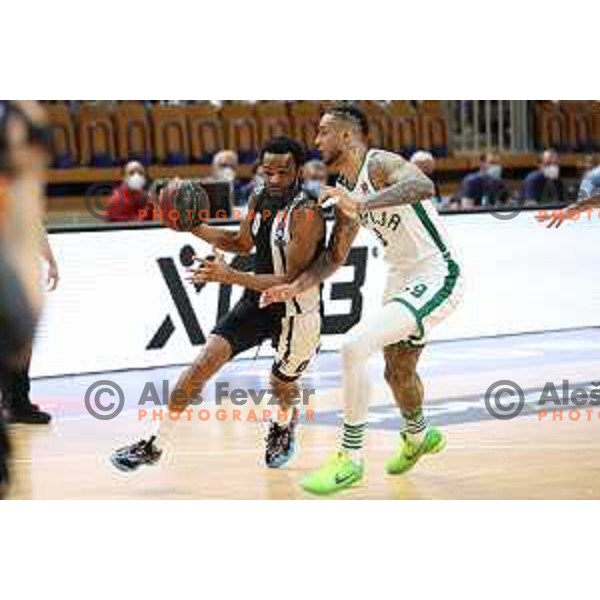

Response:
(362, 150), (435, 210)
(322, 150), (435, 218)
(259, 207), (359, 306)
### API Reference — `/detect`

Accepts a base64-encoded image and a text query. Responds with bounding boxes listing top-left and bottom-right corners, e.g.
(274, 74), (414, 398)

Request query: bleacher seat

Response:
(561, 101), (593, 152)
(418, 100), (449, 157)
(534, 101), (567, 151)
(78, 104), (117, 167)
(590, 101), (600, 151)
(289, 101), (321, 159)
(388, 101), (419, 158)
(255, 101), (292, 146)
(149, 104), (191, 165)
(221, 102), (259, 164)
(358, 101), (391, 151)
(184, 103), (225, 164)
(45, 102), (78, 168)
(114, 102), (153, 165)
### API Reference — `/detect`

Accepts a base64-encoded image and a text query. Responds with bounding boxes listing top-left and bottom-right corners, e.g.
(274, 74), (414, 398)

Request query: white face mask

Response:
(486, 164), (503, 180)
(126, 173), (146, 191)
(217, 166), (236, 183)
(543, 164), (560, 180)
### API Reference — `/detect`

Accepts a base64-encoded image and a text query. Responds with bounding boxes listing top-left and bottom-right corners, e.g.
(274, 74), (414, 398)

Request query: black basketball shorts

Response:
(211, 295), (320, 382)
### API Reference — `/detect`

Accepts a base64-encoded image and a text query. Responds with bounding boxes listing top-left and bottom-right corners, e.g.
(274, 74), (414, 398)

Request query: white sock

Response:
(152, 411), (179, 450)
(402, 408), (428, 446)
(341, 421), (366, 464)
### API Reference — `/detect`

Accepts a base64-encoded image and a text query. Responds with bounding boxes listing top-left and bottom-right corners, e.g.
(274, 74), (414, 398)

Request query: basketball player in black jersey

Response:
(112, 137), (325, 472)
(0, 101), (50, 497)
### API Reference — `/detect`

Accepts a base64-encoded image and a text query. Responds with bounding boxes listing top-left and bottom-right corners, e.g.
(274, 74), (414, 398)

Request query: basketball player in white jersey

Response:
(111, 137), (325, 472)
(262, 103), (464, 494)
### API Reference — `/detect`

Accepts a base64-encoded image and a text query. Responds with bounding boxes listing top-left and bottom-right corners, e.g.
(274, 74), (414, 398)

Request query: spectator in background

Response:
(237, 162), (264, 208)
(410, 151), (441, 206)
(579, 158), (600, 203)
(211, 150), (244, 206)
(579, 154), (595, 180)
(106, 161), (152, 222)
(542, 157), (600, 228)
(459, 152), (510, 210)
(522, 149), (564, 207)
(302, 159), (328, 186)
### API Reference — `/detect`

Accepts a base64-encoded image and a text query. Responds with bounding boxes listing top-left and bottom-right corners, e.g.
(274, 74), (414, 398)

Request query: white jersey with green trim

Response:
(337, 149), (455, 278)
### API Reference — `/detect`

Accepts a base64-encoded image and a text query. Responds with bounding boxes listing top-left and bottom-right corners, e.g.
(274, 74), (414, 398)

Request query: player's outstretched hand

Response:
(540, 194), (600, 229)
(537, 208), (567, 228)
(260, 284), (294, 308)
(187, 248), (232, 285)
(46, 260), (59, 291)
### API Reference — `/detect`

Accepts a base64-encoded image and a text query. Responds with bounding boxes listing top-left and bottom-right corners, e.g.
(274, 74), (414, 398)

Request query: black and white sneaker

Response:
(265, 419), (299, 469)
(111, 436), (162, 472)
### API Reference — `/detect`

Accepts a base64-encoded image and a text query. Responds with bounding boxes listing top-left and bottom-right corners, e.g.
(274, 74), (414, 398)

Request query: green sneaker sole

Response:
(386, 429), (446, 476)
(301, 469), (364, 496)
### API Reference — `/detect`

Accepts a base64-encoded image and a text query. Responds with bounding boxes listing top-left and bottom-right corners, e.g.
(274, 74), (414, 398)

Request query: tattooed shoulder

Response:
(367, 150), (406, 190)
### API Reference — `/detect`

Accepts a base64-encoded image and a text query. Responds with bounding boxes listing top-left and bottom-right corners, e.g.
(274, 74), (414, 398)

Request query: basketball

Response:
(157, 178), (211, 231)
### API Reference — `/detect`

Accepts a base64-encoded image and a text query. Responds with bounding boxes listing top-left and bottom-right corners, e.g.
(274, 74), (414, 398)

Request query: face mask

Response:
(486, 164), (502, 180)
(126, 173), (146, 191)
(303, 179), (321, 200)
(543, 164), (560, 180)
(252, 174), (266, 193)
(217, 166), (236, 183)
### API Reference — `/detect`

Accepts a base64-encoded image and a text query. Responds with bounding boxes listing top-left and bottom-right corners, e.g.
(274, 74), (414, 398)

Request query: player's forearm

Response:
(572, 192), (600, 210)
(40, 230), (56, 265)
(289, 251), (341, 295)
(227, 270), (294, 292)
(362, 175), (434, 211)
(191, 224), (251, 254)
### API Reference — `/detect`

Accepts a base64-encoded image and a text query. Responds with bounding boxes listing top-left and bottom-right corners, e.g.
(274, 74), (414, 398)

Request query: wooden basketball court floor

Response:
(6, 328), (600, 499)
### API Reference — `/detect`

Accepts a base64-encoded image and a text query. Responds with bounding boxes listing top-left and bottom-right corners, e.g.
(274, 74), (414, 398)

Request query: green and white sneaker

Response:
(301, 451), (364, 495)
(386, 427), (446, 475)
